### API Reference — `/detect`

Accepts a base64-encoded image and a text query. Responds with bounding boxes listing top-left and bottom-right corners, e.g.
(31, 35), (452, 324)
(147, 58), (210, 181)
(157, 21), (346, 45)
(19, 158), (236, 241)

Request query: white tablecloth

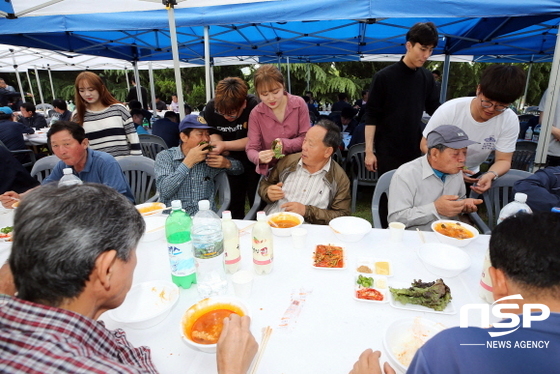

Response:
(99, 220), (489, 374)
(23, 131), (48, 146)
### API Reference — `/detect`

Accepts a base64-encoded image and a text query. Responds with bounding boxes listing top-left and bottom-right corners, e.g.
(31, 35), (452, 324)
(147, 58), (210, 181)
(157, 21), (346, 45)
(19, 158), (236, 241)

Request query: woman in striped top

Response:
(73, 72), (141, 157)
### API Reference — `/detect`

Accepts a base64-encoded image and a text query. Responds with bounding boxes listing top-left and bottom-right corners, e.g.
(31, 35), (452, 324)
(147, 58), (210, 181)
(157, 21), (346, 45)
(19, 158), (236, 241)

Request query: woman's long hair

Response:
(73, 71), (120, 125)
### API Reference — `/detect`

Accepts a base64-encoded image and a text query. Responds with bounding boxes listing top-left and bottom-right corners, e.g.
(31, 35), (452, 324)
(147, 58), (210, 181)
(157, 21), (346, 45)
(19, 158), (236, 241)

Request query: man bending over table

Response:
(259, 119), (351, 224)
(388, 124), (482, 230)
(0, 183), (257, 373)
(349, 211), (560, 373)
(0, 121), (134, 208)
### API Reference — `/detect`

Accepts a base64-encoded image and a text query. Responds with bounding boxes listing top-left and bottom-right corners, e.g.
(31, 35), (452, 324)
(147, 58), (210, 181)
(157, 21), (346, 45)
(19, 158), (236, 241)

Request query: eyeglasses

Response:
(215, 110), (240, 120)
(480, 98), (509, 112)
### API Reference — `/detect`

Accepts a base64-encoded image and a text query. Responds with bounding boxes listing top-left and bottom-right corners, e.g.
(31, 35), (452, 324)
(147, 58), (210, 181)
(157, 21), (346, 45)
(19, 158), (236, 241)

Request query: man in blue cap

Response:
(154, 114), (243, 215)
(388, 124), (483, 230)
(0, 106), (35, 164)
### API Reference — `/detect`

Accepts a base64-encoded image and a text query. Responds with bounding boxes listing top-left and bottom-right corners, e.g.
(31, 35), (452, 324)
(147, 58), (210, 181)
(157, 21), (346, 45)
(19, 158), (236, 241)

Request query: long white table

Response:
(99, 220), (490, 374)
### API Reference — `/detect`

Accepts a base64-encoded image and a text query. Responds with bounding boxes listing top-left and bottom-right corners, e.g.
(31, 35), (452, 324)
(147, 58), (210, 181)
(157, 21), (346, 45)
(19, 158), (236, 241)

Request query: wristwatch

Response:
(486, 170), (499, 181)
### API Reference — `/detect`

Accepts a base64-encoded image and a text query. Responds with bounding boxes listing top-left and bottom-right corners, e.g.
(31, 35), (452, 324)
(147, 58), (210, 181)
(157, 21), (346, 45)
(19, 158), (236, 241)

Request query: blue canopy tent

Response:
(1, 0), (560, 164)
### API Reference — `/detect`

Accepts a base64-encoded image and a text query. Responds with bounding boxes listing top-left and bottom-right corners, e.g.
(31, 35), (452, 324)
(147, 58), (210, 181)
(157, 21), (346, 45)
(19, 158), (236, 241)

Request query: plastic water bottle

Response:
(532, 124), (541, 142)
(479, 248), (494, 304)
(58, 168), (83, 187)
(524, 126), (533, 141)
(192, 200), (228, 298)
(252, 211), (273, 274)
(222, 210), (240, 274)
(497, 192), (532, 225)
(165, 200), (196, 289)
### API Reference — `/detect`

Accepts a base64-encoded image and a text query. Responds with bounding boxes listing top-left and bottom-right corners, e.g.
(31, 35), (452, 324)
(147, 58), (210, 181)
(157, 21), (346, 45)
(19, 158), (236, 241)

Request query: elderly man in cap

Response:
(155, 114), (243, 215)
(388, 124), (483, 230)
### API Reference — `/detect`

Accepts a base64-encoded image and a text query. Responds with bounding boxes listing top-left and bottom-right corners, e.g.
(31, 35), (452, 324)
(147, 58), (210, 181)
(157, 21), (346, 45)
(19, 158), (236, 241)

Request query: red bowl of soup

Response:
(180, 296), (250, 353)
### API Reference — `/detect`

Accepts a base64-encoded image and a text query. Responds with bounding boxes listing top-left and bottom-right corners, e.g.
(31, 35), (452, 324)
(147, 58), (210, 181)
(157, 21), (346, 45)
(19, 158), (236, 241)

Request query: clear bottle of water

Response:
(532, 124), (541, 142)
(524, 126), (533, 141)
(497, 192), (532, 225)
(58, 168), (83, 187)
(192, 200), (228, 298)
(165, 200), (196, 289)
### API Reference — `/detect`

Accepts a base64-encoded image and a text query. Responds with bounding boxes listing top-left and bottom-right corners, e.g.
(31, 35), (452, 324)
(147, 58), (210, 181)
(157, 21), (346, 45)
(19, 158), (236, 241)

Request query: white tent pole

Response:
(535, 25), (560, 167)
(204, 26), (212, 102)
(148, 61), (157, 114)
(10, 50), (25, 99)
(47, 66), (55, 101)
(286, 56), (291, 94)
(132, 61), (143, 108)
(440, 54), (451, 103)
(167, 4), (185, 119)
(210, 65), (215, 97)
(34, 67), (44, 105)
(125, 67), (130, 92)
(519, 62), (532, 111)
(25, 70), (36, 105)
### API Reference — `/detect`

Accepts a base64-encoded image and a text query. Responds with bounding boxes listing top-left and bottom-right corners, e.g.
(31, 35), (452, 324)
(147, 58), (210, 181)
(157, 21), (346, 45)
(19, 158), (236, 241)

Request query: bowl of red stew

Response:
(180, 296), (250, 353)
(266, 211), (304, 237)
(431, 220), (479, 247)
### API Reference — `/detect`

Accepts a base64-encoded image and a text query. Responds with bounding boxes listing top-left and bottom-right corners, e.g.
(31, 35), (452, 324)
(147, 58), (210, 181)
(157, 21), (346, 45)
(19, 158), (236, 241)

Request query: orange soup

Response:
(434, 222), (474, 240)
(269, 215), (300, 228)
(184, 303), (245, 345)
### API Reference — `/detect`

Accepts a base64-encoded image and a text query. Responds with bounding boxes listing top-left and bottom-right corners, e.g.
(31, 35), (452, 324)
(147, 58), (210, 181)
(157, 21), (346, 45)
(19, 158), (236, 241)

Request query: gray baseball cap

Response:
(427, 125), (479, 149)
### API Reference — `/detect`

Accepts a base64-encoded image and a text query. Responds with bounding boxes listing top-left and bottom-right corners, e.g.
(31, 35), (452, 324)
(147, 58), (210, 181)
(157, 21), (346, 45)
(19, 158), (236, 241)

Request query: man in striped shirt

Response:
(0, 183), (257, 373)
(259, 119), (351, 225)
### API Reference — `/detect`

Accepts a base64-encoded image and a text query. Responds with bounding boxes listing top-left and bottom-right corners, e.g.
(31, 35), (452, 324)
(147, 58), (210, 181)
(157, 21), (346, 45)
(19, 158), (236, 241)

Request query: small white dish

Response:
(311, 243), (346, 270)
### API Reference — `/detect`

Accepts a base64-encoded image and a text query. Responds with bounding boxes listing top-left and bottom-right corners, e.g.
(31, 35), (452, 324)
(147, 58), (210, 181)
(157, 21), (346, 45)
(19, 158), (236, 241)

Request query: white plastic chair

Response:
(345, 143), (378, 213)
(370, 169), (396, 229)
(117, 156), (159, 204)
(30, 155), (59, 182)
(214, 171), (231, 216)
(139, 134), (168, 160)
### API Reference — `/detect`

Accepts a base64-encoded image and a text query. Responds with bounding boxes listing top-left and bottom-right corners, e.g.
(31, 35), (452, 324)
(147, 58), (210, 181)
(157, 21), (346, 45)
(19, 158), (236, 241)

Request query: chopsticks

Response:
(416, 228), (426, 244)
(239, 222), (256, 234)
(141, 208), (169, 216)
(249, 326), (273, 374)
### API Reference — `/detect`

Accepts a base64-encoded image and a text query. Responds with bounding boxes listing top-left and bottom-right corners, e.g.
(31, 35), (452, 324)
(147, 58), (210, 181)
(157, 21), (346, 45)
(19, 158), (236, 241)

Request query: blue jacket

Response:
(513, 166), (560, 212)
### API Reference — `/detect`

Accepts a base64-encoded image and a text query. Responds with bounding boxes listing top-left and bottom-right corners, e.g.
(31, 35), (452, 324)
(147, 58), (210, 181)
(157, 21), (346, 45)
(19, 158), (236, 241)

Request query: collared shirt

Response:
(43, 148), (135, 202)
(0, 295), (158, 374)
(266, 158), (331, 215)
(155, 146), (243, 215)
(388, 155), (466, 231)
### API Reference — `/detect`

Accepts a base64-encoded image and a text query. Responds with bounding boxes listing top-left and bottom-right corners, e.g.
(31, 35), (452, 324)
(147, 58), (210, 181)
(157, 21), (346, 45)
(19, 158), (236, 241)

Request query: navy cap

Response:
(178, 114), (214, 132)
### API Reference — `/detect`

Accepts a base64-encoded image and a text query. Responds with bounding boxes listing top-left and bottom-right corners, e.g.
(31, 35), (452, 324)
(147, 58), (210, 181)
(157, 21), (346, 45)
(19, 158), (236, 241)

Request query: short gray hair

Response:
(9, 183), (145, 306)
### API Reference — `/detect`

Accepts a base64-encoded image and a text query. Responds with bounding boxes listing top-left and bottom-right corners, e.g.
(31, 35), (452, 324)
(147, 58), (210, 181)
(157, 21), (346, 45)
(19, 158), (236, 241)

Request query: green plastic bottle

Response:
(165, 200), (196, 288)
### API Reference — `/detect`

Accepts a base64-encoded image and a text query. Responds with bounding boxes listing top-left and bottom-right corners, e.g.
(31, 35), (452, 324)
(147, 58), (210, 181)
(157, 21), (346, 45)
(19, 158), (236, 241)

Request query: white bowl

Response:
(383, 317), (446, 373)
(266, 212), (304, 237)
(431, 220), (479, 247)
(107, 280), (179, 329)
(141, 215), (167, 242)
(417, 242), (471, 277)
(329, 216), (372, 242)
(180, 296), (250, 353)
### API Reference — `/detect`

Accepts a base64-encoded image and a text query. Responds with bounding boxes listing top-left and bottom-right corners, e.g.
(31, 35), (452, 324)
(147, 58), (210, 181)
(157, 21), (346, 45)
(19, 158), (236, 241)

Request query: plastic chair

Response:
(214, 171), (231, 217)
(139, 134), (168, 160)
(332, 147), (344, 166)
(0, 139), (36, 169)
(370, 169), (396, 229)
(344, 143), (378, 213)
(468, 169), (533, 234)
(30, 155), (59, 182)
(117, 156), (159, 204)
(512, 140), (537, 172)
(244, 175), (265, 220)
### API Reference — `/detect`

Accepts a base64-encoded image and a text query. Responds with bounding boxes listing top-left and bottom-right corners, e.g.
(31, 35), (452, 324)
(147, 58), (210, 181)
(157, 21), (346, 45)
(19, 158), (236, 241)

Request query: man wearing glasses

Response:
(421, 65), (526, 194)
(202, 77), (260, 219)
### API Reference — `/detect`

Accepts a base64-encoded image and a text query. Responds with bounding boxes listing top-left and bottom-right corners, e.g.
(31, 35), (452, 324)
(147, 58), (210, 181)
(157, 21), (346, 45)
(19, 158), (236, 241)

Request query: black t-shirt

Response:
(202, 94), (258, 165)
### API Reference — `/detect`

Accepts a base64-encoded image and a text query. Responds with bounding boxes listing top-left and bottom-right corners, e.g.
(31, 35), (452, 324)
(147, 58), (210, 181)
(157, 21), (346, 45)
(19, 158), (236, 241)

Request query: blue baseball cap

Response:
(178, 114), (214, 132)
(0, 106), (13, 115)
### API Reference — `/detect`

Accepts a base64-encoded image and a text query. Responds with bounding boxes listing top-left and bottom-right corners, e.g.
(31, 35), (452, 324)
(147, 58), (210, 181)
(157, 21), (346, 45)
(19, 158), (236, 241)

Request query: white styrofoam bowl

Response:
(329, 216), (372, 242)
(383, 317), (446, 373)
(107, 280), (179, 329)
(141, 215), (167, 242)
(266, 211), (304, 237)
(431, 220), (479, 247)
(180, 296), (250, 353)
(417, 242), (471, 277)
